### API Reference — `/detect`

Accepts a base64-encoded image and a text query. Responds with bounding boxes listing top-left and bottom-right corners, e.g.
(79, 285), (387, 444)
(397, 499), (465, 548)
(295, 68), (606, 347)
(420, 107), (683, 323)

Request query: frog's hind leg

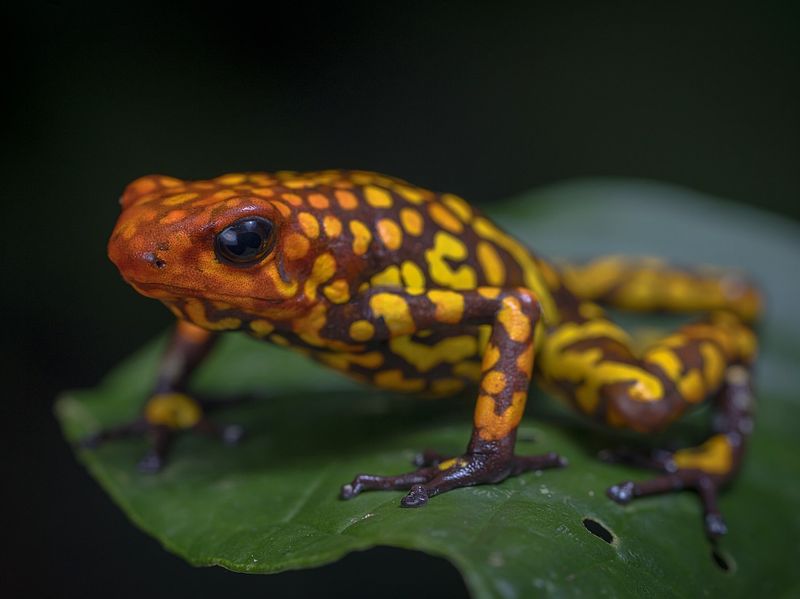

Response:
(557, 255), (761, 322)
(604, 365), (754, 538)
(539, 304), (758, 538)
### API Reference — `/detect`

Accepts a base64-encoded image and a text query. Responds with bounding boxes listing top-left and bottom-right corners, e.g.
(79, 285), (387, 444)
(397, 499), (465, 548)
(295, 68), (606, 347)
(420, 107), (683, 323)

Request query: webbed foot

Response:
(79, 392), (244, 472)
(602, 434), (738, 539)
(340, 450), (566, 506)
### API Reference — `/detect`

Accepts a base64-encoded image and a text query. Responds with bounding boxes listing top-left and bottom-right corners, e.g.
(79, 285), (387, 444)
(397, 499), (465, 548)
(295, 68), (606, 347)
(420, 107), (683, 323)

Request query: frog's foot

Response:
(604, 437), (736, 539)
(79, 392), (244, 472)
(598, 446), (678, 472)
(340, 450), (566, 507)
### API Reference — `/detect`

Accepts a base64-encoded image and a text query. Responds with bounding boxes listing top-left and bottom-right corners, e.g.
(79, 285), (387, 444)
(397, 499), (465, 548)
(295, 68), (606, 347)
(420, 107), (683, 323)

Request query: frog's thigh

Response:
(539, 311), (757, 433)
(558, 256), (761, 321)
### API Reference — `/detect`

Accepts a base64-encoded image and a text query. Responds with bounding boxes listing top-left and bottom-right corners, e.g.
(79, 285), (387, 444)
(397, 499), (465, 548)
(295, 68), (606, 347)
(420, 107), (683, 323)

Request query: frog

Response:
(89, 169), (761, 539)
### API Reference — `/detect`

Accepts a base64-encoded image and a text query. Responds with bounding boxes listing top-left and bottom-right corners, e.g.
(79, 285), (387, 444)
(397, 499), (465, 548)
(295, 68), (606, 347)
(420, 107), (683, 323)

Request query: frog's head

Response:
(108, 174), (316, 325)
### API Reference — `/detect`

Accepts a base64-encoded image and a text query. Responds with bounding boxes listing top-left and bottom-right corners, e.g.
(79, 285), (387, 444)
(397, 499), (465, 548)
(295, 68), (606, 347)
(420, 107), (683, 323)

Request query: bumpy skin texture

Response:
(98, 170), (761, 538)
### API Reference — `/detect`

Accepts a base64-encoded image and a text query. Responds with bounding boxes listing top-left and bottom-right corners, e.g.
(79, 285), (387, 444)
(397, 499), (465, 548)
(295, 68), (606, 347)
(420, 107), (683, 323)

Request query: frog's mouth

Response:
(127, 279), (283, 306)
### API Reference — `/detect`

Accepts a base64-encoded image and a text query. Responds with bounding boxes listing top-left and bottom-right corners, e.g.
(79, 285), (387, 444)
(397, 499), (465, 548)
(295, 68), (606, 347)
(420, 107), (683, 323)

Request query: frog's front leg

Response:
(335, 287), (567, 507)
(81, 320), (243, 471)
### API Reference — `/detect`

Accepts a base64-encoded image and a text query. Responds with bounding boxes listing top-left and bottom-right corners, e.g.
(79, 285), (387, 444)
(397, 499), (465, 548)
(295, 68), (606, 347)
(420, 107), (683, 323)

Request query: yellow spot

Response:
(323, 279), (351, 304)
(429, 203), (463, 233)
(441, 193), (472, 222)
(304, 253), (337, 300)
(377, 218), (403, 250)
(184, 299), (241, 330)
(349, 320), (375, 341)
(374, 369), (425, 392)
(700, 343), (727, 386)
(252, 187), (275, 198)
(364, 185), (393, 208)
(478, 325), (492, 353)
(318, 351), (384, 371)
(350, 220), (372, 255)
(145, 393), (202, 429)
(453, 361), (482, 382)
(271, 334), (290, 346)
(560, 256), (627, 298)
(308, 193), (330, 209)
(475, 391), (527, 441)
(369, 293), (415, 335)
(371, 265), (402, 287)
(476, 242), (505, 286)
(644, 347), (682, 380)
(516, 343), (534, 375)
(265, 262), (299, 298)
(271, 200), (292, 218)
(425, 231), (477, 289)
(401, 261), (426, 289)
(678, 369), (706, 403)
(427, 290), (464, 323)
(160, 210), (187, 225)
(389, 335), (478, 372)
(216, 173), (246, 185)
(673, 434), (733, 475)
(249, 319), (275, 337)
(395, 185), (426, 204)
(483, 344), (500, 370)
(298, 212), (320, 238)
(482, 370), (507, 395)
(498, 296), (531, 342)
(431, 378), (466, 396)
(283, 233), (310, 260)
(472, 217), (557, 324)
(477, 287), (501, 299)
(437, 458), (457, 470)
(163, 192), (199, 206)
(335, 189), (358, 210)
(323, 215), (342, 237)
(578, 302), (605, 320)
(281, 193), (303, 206)
(400, 207), (424, 236)
(159, 176), (182, 187)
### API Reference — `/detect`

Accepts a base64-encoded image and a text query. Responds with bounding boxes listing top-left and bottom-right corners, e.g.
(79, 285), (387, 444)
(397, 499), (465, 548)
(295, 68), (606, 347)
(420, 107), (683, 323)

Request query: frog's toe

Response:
(400, 485), (429, 507)
(606, 471), (729, 539)
(342, 449), (566, 506)
(340, 468), (438, 500)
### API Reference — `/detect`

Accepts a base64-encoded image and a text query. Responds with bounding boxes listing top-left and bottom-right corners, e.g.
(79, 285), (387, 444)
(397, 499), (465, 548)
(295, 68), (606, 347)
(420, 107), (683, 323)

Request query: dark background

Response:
(6, 2), (798, 597)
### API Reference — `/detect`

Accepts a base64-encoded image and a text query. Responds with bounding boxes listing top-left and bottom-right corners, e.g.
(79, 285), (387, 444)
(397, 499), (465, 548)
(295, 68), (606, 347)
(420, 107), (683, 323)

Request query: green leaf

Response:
(56, 179), (800, 598)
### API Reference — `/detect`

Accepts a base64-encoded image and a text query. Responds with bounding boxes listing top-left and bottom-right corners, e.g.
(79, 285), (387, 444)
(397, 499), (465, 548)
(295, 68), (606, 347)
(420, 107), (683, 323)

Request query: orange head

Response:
(108, 174), (318, 324)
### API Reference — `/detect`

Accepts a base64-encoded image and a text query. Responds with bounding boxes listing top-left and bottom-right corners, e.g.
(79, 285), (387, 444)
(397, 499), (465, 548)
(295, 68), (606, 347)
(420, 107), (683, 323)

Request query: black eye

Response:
(215, 217), (275, 265)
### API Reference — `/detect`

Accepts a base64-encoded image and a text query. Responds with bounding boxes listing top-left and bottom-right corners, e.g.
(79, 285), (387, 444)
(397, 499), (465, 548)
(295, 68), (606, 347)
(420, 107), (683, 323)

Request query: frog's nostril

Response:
(143, 252), (167, 269)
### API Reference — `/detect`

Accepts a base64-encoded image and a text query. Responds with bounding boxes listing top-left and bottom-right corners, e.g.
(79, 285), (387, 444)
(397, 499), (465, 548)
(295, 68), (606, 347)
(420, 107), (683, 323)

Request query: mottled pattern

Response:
(104, 170), (763, 531)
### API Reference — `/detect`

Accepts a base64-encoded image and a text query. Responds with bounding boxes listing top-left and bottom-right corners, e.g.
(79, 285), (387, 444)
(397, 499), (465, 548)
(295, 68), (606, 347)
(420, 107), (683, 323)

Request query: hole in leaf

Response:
(582, 518), (615, 544)
(711, 548), (735, 573)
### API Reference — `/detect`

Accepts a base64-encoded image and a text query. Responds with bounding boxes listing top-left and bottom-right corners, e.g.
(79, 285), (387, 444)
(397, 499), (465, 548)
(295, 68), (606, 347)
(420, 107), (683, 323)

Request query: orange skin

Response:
(99, 170), (760, 536)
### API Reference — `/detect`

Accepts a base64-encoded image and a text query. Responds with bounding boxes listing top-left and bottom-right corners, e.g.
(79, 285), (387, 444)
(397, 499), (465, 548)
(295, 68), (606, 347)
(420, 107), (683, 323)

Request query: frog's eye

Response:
(215, 217), (276, 266)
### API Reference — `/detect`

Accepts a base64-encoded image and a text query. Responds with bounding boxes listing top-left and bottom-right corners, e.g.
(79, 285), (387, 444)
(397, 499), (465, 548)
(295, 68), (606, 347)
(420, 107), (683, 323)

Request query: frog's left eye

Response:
(215, 217), (276, 266)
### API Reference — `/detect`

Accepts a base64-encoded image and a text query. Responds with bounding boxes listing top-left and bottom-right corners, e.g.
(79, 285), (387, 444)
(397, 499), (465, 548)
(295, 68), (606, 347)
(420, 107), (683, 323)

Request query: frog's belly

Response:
(312, 326), (489, 396)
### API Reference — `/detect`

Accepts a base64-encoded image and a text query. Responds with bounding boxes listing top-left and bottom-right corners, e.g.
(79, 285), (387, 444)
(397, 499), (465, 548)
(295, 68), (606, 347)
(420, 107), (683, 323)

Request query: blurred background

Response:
(6, 1), (798, 597)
